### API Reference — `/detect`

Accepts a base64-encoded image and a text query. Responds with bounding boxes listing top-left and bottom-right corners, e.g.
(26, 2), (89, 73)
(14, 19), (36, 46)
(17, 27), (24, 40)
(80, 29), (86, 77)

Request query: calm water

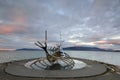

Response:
(0, 51), (120, 66)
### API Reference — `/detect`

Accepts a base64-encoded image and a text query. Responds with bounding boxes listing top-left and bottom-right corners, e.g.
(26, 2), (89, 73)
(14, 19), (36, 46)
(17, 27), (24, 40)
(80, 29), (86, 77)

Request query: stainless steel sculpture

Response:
(25, 31), (75, 70)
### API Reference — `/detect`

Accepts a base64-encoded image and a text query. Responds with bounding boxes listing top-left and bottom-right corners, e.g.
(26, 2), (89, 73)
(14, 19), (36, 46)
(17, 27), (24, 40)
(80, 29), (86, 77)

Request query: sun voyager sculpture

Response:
(25, 31), (86, 70)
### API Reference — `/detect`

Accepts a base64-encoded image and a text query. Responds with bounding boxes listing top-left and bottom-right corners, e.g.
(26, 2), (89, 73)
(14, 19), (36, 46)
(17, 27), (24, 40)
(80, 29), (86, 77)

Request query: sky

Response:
(0, 0), (120, 50)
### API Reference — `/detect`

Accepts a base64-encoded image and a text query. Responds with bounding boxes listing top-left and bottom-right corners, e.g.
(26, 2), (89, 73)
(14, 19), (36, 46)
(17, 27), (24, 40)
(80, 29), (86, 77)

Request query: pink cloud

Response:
(0, 25), (15, 34)
(95, 40), (120, 45)
(0, 24), (26, 34)
(0, 8), (28, 35)
(0, 47), (14, 51)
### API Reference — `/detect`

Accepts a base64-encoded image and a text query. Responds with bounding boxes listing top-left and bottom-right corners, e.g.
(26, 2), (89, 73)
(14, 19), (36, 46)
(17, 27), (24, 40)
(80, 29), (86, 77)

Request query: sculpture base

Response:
(5, 58), (107, 78)
(24, 57), (87, 70)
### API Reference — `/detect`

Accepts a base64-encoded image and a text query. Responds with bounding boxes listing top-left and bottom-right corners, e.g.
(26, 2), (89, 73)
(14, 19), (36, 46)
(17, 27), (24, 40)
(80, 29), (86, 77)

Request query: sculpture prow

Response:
(35, 41), (56, 63)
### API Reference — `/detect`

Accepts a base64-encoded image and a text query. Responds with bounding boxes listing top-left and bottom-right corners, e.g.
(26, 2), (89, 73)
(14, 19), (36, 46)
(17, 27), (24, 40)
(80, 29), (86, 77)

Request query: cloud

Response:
(0, 24), (18, 34)
(95, 40), (120, 45)
(0, 48), (14, 50)
(0, 24), (27, 34)
(0, 7), (28, 35)
(0, 39), (5, 42)
(0, 0), (120, 50)
(11, 8), (27, 25)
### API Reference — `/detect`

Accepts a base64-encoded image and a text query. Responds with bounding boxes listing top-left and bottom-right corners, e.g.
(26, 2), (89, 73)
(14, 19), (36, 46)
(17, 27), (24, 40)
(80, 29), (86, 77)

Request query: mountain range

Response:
(16, 46), (120, 52)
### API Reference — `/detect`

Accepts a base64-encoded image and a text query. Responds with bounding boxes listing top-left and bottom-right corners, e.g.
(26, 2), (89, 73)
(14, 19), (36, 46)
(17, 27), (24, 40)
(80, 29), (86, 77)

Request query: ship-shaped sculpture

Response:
(25, 31), (75, 70)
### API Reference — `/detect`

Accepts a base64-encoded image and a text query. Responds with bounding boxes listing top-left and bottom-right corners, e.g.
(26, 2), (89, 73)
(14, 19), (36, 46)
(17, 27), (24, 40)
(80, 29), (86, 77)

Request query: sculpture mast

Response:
(45, 30), (47, 44)
(59, 31), (63, 51)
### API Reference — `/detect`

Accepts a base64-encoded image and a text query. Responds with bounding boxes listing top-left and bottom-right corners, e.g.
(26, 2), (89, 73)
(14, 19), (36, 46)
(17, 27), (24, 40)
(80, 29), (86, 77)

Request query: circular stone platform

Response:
(5, 58), (107, 78)
(24, 58), (87, 70)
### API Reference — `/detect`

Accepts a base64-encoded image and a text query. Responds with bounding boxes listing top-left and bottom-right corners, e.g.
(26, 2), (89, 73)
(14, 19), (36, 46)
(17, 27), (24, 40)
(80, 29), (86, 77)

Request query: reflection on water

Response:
(0, 51), (120, 66)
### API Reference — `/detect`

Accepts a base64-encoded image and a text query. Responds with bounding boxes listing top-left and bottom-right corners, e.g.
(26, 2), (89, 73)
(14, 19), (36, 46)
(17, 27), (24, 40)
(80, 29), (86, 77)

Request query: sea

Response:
(0, 51), (120, 66)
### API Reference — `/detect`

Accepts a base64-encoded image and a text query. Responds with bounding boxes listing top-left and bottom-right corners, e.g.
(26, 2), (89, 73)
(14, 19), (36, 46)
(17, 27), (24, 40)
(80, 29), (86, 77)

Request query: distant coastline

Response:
(16, 46), (120, 52)
(16, 48), (42, 51)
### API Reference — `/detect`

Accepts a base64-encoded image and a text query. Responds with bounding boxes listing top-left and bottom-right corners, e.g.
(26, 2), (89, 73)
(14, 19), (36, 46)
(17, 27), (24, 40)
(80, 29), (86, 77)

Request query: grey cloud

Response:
(0, 0), (120, 49)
